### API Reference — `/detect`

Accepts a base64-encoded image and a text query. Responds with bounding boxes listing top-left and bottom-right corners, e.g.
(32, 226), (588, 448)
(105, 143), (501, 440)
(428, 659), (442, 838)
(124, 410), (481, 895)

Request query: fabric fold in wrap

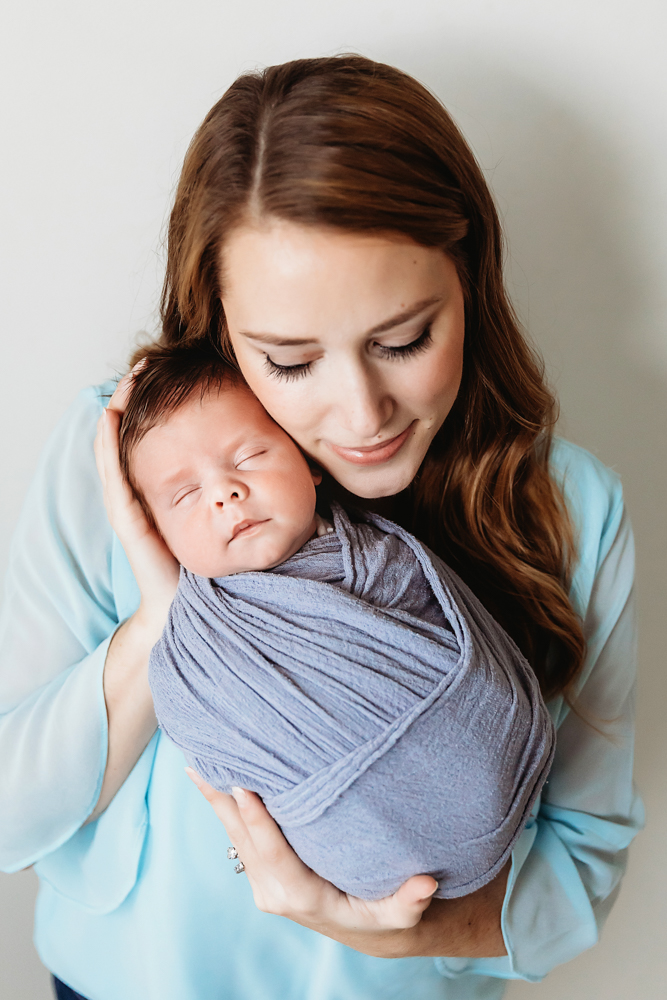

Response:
(149, 504), (555, 899)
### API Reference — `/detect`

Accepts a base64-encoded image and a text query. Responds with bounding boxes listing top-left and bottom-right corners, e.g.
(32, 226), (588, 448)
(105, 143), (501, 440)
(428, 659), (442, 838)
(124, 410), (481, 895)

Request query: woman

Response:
(0, 55), (642, 1000)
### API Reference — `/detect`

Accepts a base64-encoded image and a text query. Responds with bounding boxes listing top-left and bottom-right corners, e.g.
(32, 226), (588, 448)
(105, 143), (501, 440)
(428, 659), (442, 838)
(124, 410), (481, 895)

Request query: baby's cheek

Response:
(259, 534), (293, 568)
(277, 465), (317, 506)
(163, 520), (210, 575)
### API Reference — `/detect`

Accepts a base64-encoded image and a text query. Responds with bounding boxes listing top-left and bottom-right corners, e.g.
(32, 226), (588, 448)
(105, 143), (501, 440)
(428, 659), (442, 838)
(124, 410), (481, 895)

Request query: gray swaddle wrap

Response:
(149, 504), (555, 899)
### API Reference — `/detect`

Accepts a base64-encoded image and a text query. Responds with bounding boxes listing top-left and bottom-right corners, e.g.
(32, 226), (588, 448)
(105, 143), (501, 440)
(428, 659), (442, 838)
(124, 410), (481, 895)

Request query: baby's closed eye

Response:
(235, 449), (268, 469)
(172, 486), (202, 506)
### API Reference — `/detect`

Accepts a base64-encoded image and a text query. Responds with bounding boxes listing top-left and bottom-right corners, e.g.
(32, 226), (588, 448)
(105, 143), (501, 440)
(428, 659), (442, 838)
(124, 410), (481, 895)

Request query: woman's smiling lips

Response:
(326, 424), (414, 466)
(230, 519), (270, 541)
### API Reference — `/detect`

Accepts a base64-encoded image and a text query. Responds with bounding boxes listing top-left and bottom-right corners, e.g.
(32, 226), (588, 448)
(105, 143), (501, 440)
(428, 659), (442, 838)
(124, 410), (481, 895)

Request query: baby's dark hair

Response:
(118, 342), (242, 518)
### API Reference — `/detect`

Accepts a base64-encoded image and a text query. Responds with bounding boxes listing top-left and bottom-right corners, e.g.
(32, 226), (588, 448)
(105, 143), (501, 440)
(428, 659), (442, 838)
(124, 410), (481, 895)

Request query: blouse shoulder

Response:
(59, 379), (117, 434)
(550, 437), (623, 513)
(549, 437), (630, 619)
(28, 379), (118, 482)
(18, 378), (118, 543)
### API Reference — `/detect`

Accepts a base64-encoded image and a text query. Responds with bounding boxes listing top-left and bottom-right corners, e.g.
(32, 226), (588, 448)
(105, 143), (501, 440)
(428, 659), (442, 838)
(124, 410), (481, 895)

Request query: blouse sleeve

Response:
(436, 443), (644, 982)
(0, 385), (125, 872)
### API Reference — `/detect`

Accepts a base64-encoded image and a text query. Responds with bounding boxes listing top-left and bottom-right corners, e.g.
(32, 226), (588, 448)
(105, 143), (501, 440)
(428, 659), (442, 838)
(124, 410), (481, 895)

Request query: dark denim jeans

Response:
(52, 976), (90, 1000)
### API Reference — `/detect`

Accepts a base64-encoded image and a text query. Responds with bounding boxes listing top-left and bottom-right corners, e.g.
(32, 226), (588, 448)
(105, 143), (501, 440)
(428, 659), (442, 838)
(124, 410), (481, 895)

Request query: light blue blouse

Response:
(0, 383), (644, 1000)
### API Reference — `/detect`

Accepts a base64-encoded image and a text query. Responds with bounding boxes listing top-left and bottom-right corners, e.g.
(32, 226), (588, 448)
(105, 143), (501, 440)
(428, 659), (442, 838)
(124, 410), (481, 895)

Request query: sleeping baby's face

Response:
(131, 383), (320, 577)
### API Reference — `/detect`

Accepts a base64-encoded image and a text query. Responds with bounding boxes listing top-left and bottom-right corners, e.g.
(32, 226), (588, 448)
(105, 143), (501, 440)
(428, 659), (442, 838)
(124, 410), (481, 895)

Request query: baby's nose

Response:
(215, 490), (240, 508)
(214, 480), (248, 506)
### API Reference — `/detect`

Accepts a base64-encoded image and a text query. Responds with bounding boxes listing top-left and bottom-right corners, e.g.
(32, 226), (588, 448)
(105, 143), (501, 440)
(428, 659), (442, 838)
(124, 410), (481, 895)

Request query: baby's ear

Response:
(309, 465), (323, 486)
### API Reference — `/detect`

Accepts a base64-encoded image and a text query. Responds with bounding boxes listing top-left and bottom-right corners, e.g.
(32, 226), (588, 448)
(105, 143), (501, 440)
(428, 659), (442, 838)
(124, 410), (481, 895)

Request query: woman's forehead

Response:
(221, 220), (454, 340)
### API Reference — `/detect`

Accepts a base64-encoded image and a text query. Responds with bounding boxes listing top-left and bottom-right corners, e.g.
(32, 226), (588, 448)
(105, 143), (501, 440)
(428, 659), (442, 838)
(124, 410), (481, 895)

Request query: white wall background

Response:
(1, 1), (666, 997)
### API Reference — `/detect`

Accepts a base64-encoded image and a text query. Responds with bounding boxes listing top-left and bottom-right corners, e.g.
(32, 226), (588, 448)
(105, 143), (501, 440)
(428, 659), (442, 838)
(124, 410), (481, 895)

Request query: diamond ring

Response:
(234, 861), (246, 874)
(226, 846), (239, 860)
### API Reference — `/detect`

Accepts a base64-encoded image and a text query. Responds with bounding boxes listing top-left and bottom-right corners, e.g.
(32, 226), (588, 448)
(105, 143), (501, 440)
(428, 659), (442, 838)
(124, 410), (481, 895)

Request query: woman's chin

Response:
(331, 460), (420, 500)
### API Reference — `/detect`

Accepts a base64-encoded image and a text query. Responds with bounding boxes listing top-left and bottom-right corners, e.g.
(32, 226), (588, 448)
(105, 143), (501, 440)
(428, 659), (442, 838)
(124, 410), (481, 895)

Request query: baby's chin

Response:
(174, 517), (319, 578)
(180, 540), (307, 578)
(184, 556), (287, 578)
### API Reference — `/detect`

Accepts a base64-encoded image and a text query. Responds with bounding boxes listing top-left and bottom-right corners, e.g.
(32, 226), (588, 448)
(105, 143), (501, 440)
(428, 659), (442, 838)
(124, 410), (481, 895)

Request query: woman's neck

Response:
(318, 473), (412, 528)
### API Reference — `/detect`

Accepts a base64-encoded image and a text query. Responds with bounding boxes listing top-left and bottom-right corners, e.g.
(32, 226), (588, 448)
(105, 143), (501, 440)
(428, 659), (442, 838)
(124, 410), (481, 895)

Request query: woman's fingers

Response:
(94, 412), (107, 490)
(101, 409), (154, 542)
(185, 770), (247, 841)
(94, 358), (147, 487)
(187, 773), (301, 872)
(186, 771), (327, 916)
(184, 771), (259, 868)
(94, 407), (131, 514)
(107, 358), (148, 414)
(186, 770), (439, 938)
(100, 409), (136, 516)
(360, 875), (438, 930)
(93, 392), (179, 627)
(187, 766), (441, 934)
(187, 767), (440, 938)
(231, 787), (292, 864)
(229, 787), (329, 917)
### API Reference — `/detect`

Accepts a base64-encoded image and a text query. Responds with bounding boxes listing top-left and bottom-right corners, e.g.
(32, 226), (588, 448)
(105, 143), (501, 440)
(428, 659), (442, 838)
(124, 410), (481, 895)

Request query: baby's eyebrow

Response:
(159, 469), (191, 487)
(149, 469), (196, 499)
(238, 295), (443, 346)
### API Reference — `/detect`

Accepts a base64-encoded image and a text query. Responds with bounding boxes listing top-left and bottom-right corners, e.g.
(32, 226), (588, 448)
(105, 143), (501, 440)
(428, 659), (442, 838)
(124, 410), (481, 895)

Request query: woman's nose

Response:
(214, 478), (249, 508)
(333, 362), (394, 440)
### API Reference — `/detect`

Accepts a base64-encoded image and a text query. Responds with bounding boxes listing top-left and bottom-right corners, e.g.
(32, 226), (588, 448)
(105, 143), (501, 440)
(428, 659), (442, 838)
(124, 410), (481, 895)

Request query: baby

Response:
(121, 343), (555, 900)
(120, 346), (328, 580)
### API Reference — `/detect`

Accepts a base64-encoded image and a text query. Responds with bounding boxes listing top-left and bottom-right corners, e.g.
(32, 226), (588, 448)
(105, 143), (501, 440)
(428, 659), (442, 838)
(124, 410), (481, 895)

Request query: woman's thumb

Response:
(391, 875), (438, 926)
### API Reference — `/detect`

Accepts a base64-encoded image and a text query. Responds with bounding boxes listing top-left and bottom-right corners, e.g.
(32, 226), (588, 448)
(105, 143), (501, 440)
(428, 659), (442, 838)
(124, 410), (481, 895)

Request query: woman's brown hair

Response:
(138, 54), (585, 700)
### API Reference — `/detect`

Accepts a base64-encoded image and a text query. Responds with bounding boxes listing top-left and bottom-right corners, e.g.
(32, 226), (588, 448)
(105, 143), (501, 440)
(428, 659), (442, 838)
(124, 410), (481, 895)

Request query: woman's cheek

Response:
(415, 343), (464, 417)
(232, 355), (300, 433)
(255, 382), (322, 446)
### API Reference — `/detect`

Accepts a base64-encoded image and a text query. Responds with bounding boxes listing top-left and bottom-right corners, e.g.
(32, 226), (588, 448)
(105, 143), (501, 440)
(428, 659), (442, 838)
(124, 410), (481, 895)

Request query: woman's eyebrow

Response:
(238, 295), (443, 346)
(367, 295), (442, 335)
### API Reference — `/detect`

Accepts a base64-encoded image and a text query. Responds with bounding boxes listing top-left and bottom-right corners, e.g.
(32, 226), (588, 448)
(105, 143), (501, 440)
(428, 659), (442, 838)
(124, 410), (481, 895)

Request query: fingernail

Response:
(231, 787), (248, 803)
(185, 767), (203, 788)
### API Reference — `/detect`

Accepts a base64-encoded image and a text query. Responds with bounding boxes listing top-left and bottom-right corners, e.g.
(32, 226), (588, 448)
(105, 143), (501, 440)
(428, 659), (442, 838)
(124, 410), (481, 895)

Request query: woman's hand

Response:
(87, 365), (180, 824)
(94, 365), (179, 636)
(186, 770), (509, 959)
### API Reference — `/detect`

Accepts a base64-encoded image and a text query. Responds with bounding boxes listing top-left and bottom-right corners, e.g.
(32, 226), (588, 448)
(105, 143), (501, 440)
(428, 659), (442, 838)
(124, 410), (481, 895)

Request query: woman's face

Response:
(221, 220), (465, 498)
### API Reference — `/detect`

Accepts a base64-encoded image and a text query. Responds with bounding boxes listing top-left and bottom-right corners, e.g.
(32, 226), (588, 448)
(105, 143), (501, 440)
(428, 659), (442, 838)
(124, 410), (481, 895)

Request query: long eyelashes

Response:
(263, 356), (312, 382)
(380, 324), (433, 359)
(263, 324), (434, 382)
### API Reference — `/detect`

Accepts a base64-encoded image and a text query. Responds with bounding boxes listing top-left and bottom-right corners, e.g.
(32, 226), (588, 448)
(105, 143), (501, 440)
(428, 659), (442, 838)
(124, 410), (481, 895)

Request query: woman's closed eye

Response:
(263, 356), (312, 382)
(379, 323), (433, 360)
(263, 324), (434, 382)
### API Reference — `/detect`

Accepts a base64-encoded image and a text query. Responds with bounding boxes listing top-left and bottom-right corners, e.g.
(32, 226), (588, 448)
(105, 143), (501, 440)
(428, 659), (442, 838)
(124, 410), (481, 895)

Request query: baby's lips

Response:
(229, 518), (263, 541)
